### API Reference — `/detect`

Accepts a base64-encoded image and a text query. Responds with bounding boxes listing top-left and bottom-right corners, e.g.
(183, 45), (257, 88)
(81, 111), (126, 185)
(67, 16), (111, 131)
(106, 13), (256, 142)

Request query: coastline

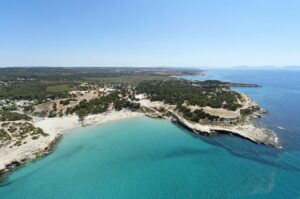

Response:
(138, 95), (279, 148)
(34, 109), (143, 136)
(168, 111), (278, 147)
(0, 95), (279, 176)
(0, 110), (143, 175)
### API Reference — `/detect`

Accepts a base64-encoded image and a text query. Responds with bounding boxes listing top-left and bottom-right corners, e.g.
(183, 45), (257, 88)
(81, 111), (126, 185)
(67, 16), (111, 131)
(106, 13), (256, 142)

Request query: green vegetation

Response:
(59, 99), (69, 106)
(0, 83), (70, 100)
(48, 111), (57, 118)
(0, 67), (257, 124)
(60, 100), (70, 106)
(19, 122), (35, 133)
(0, 122), (49, 148)
(7, 125), (17, 133)
(69, 91), (140, 120)
(1, 104), (17, 111)
(0, 67), (202, 100)
(59, 98), (77, 106)
(136, 80), (242, 111)
(0, 111), (32, 121)
(0, 67), (202, 82)
(23, 105), (34, 112)
(53, 102), (57, 111)
(31, 127), (48, 137)
(240, 106), (260, 117)
(0, 129), (11, 142)
(177, 105), (219, 122)
(46, 84), (71, 93)
(85, 75), (174, 85)
(69, 98), (109, 120)
(14, 140), (22, 146)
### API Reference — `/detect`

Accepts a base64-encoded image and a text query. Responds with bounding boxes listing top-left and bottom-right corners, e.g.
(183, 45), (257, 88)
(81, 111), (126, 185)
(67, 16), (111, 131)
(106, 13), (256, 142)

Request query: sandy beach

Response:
(34, 109), (143, 135)
(0, 110), (143, 173)
(0, 95), (278, 174)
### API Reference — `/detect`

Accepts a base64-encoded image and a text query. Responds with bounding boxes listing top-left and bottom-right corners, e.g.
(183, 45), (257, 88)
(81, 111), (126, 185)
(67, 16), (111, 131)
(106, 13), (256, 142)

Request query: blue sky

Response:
(0, 0), (299, 67)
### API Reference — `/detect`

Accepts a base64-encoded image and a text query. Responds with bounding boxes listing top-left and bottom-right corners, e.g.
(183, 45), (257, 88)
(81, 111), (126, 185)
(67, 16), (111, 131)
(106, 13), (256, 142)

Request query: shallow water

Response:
(1, 70), (300, 198)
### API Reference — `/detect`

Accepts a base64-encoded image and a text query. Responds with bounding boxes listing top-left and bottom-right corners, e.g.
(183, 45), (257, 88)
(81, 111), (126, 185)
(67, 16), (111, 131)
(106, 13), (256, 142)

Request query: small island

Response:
(0, 67), (278, 175)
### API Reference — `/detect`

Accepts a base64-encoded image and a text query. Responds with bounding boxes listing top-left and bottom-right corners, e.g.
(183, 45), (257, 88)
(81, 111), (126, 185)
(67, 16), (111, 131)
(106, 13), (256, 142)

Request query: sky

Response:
(0, 0), (300, 67)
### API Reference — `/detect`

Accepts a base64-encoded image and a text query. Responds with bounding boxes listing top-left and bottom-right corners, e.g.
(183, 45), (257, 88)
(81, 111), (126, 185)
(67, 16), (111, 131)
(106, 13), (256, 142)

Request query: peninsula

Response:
(0, 67), (278, 174)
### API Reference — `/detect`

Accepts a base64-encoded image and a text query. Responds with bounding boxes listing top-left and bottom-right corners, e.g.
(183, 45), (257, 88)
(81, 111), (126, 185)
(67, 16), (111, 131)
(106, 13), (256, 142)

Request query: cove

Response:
(1, 116), (299, 198)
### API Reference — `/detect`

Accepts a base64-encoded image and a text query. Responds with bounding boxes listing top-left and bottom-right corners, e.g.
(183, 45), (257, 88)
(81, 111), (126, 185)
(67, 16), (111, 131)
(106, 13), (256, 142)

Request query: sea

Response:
(0, 69), (300, 199)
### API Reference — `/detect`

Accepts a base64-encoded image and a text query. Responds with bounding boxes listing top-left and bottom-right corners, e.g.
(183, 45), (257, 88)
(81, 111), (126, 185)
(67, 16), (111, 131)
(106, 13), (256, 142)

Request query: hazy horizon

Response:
(1, 65), (300, 69)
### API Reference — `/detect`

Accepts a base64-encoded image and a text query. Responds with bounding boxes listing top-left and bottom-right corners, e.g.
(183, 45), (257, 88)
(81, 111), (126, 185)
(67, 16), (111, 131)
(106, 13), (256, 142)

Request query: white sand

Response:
(34, 115), (81, 135)
(0, 128), (57, 172)
(0, 110), (144, 172)
(34, 110), (144, 135)
(0, 94), (277, 173)
(82, 110), (143, 127)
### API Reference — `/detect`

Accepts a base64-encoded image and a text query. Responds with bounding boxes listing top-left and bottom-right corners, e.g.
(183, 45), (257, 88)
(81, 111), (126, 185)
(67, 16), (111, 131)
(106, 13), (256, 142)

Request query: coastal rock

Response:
(168, 110), (278, 147)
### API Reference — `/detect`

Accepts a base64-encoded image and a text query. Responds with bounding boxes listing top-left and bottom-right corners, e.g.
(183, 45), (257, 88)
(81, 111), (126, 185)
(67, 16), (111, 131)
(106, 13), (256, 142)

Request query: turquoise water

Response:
(1, 70), (300, 198)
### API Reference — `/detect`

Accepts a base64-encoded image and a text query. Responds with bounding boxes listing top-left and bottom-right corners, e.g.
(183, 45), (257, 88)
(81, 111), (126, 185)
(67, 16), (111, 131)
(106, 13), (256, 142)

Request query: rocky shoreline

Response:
(170, 112), (278, 147)
(139, 92), (279, 148)
(0, 111), (278, 178)
(0, 134), (62, 176)
(144, 108), (278, 147)
(0, 96), (279, 177)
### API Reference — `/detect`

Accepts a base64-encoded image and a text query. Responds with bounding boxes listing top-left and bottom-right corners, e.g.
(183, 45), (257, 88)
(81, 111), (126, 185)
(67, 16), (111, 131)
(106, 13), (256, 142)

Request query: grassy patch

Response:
(0, 112), (32, 121)
(46, 84), (71, 93)
(85, 75), (175, 85)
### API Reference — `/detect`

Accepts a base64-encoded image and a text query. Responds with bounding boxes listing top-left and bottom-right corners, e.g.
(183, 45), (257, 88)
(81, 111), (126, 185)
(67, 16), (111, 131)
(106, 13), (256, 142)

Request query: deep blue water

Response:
(183, 69), (300, 150)
(1, 70), (300, 198)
